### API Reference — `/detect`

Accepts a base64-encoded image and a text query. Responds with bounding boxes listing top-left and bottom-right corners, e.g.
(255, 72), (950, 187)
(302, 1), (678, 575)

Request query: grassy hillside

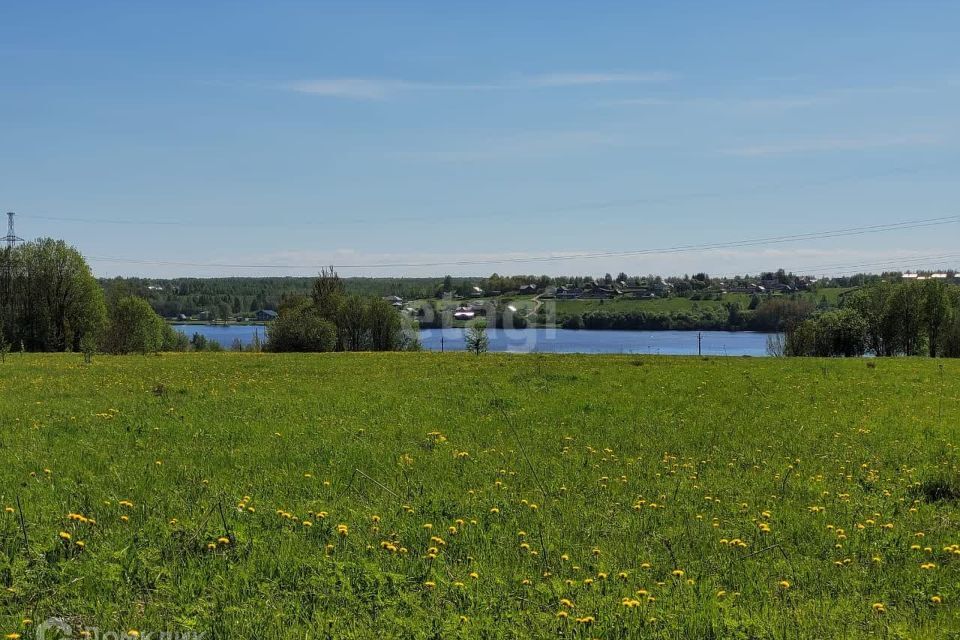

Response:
(1, 354), (957, 638)
(554, 287), (851, 316)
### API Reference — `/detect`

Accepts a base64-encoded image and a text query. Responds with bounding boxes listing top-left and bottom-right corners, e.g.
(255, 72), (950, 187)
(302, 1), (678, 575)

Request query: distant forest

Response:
(99, 277), (446, 319)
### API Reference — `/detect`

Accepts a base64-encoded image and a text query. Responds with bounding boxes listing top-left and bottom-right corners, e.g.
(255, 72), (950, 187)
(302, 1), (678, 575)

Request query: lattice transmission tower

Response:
(3, 212), (24, 249)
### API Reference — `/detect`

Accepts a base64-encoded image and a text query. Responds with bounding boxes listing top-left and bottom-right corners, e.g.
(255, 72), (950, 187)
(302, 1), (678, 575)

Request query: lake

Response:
(174, 324), (776, 356)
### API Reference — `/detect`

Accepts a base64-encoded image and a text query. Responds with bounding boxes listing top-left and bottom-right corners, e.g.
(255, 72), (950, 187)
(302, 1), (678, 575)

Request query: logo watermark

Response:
(37, 618), (204, 640)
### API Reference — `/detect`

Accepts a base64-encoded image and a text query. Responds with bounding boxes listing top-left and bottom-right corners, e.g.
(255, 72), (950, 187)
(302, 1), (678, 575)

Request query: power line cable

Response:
(18, 159), (959, 228)
(83, 214), (959, 270)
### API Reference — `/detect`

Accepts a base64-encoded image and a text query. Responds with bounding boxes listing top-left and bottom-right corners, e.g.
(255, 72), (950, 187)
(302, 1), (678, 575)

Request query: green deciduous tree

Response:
(367, 297), (405, 351)
(312, 267), (346, 322)
(885, 282), (925, 356)
(786, 308), (867, 357)
(338, 294), (370, 351)
(847, 281), (895, 356)
(102, 296), (166, 354)
(921, 279), (950, 358)
(0, 238), (106, 352)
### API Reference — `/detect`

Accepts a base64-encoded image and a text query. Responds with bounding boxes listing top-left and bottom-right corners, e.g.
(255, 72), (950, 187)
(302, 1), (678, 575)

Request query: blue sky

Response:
(1, 1), (958, 277)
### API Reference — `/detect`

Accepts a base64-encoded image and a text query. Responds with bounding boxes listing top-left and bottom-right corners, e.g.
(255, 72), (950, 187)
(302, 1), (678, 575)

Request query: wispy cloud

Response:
(286, 78), (404, 100)
(523, 71), (672, 87)
(724, 133), (945, 157)
(606, 94), (833, 112)
(606, 83), (943, 113)
(285, 71), (670, 99)
(390, 130), (622, 163)
(285, 78), (504, 99)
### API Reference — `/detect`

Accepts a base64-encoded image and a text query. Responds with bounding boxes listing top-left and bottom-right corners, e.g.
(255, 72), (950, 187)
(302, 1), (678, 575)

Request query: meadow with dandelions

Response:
(1, 353), (958, 639)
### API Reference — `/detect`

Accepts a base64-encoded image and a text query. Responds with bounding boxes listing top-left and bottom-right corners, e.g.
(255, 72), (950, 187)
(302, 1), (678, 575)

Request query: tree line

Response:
(0, 239), (196, 354)
(102, 276), (451, 318)
(1, 240), (417, 355)
(556, 297), (816, 333)
(783, 280), (960, 357)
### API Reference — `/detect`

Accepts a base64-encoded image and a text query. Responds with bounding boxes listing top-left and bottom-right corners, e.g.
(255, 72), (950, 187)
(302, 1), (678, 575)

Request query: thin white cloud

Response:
(606, 83), (946, 113)
(390, 130), (622, 163)
(286, 78), (412, 100)
(285, 71), (670, 99)
(523, 71), (672, 87)
(724, 133), (944, 157)
(606, 95), (833, 112)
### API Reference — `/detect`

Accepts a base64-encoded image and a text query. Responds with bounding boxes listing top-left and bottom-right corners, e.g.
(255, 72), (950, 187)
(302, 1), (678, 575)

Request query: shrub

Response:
(267, 301), (337, 352)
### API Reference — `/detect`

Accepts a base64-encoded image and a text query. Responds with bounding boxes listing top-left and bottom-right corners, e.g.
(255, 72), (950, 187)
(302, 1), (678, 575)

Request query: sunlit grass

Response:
(0, 353), (957, 638)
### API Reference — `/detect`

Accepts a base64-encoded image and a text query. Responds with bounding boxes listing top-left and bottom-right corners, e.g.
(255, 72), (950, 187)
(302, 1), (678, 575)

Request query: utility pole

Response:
(697, 332), (702, 356)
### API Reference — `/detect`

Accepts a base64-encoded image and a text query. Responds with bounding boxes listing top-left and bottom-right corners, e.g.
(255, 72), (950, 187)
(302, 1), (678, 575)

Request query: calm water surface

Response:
(175, 324), (775, 356)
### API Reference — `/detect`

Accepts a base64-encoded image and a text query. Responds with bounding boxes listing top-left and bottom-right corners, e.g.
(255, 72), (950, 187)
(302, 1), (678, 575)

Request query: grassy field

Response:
(553, 287), (852, 317)
(1, 353), (958, 639)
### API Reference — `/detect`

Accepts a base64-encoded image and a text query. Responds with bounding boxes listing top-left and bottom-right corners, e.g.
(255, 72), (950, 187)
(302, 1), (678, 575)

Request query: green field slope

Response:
(1, 354), (958, 638)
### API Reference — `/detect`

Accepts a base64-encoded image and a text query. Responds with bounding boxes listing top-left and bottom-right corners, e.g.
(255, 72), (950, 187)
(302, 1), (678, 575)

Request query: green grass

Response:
(555, 295), (744, 315)
(554, 287), (852, 317)
(1, 353), (958, 638)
